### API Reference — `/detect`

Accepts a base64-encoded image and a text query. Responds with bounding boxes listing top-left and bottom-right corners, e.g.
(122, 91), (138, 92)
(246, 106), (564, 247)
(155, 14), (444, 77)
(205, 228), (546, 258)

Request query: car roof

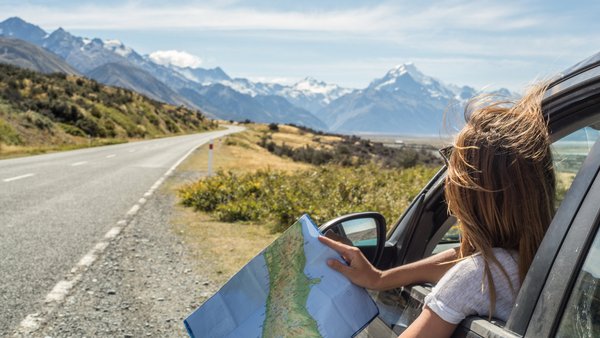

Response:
(546, 51), (600, 99)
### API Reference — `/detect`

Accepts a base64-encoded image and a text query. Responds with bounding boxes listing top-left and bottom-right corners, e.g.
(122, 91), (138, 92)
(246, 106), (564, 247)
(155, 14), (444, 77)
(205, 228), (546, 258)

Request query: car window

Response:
(553, 126), (600, 204)
(431, 125), (600, 255)
(555, 226), (600, 337)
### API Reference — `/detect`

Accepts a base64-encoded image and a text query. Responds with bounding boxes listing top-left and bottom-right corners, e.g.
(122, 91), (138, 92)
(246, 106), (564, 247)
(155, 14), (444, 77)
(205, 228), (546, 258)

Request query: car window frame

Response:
(523, 139), (600, 337)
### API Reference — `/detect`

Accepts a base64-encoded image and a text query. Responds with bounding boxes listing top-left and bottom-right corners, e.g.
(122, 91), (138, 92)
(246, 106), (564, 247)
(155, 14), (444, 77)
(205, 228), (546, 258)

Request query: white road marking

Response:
(71, 161), (87, 166)
(127, 204), (140, 216)
(104, 227), (121, 239)
(45, 278), (80, 303)
(16, 130), (235, 335)
(106, 154), (116, 158)
(129, 149), (136, 153)
(3, 173), (35, 182)
(18, 313), (42, 332)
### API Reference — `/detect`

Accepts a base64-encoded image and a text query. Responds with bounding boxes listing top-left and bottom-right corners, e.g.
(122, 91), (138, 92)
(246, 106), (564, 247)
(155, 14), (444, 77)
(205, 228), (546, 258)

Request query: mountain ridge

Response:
(0, 16), (516, 135)
(0, 37), (79, 75)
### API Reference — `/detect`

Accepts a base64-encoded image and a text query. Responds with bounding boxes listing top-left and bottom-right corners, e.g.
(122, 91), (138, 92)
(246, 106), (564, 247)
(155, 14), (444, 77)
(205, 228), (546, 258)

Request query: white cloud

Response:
(149, 50), (203, 68)
(4, 3), (396, 33)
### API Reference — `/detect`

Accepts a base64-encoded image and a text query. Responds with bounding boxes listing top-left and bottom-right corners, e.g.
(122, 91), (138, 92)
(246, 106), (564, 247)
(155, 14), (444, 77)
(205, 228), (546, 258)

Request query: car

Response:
(319, 52), (600, 338)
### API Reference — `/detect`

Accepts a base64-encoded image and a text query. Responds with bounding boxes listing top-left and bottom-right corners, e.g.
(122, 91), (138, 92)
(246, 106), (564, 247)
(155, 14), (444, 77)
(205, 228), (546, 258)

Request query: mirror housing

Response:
(319, 212), (386, 266)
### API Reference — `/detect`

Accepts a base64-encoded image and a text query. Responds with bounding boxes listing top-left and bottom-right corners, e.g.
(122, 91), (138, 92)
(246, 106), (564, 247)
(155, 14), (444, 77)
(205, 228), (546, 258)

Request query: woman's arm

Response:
(399, 306), (457, 338)
(318, 235), (458, 291)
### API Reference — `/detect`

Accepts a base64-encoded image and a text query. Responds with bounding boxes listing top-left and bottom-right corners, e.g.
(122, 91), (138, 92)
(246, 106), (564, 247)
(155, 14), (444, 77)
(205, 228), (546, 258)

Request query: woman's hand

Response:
(318, 235), (383, 290)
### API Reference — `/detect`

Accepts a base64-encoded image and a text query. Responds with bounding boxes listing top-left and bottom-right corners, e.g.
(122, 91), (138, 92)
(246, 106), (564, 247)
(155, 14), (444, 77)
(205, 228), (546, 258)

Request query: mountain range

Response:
(0, 16), (512, 135)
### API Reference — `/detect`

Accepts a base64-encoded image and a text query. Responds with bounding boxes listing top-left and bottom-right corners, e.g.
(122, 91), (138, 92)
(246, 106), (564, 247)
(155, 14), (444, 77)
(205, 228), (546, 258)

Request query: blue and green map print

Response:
(184, 214), (379, 338)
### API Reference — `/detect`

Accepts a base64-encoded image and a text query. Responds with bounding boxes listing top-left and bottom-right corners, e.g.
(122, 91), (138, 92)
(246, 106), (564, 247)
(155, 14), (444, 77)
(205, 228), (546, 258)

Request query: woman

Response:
(319, 84), (556, 337)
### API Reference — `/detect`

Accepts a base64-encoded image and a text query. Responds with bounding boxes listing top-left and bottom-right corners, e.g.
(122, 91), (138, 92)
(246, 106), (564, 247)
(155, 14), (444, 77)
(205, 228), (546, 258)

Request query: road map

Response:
(184, 214), (379, 338)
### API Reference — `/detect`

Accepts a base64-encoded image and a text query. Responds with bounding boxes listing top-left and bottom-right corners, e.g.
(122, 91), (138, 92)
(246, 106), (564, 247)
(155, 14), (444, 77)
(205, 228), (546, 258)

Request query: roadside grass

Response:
(0, 138), (128, 159)
(171, 205), (277, 284)
(170, 124), (315, 281)
(177, 125), (312, 174)
(171, 123), (440, 281)
(261, 124), (342, 150)
(0, 126), (227, 160)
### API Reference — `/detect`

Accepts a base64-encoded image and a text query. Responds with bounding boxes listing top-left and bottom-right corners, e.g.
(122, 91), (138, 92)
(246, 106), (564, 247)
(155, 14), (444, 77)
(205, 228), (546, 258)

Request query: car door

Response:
(359, 59), (600, 337)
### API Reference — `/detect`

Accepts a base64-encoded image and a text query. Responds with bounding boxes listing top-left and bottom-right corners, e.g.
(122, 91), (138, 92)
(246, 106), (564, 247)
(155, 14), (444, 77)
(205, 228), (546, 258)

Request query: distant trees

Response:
(258, 133), (441, 169)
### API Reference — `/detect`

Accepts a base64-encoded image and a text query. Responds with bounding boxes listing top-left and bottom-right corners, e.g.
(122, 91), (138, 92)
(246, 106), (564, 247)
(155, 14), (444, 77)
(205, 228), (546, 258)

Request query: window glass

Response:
(553, 126), (600, 204)
(556, 227), (600, 337)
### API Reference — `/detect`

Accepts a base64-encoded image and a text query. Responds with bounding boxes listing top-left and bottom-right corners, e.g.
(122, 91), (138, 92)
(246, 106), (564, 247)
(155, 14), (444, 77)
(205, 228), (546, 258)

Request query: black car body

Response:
(321, 52), (600, 338)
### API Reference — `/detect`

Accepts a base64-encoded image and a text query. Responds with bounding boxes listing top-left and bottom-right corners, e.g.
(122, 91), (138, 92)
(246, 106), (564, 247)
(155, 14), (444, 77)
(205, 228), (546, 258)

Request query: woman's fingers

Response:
(327, 259), (352, 276)
(318, 235), (353, 256)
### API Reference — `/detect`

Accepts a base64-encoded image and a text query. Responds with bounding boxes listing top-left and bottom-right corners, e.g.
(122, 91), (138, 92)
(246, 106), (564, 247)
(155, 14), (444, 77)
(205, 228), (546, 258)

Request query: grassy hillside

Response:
(0, 63), (217, 156)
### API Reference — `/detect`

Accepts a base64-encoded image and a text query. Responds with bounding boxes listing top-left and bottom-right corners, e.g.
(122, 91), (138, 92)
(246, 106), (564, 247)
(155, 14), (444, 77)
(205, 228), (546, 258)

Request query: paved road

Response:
(0, 126), (242, 335)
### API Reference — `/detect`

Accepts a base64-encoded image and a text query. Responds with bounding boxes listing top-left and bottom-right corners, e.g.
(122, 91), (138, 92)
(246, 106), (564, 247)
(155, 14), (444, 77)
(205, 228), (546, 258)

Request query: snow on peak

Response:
(387, 63), (431, 85)
(292, 76), (350, 97)
(101, 39), (132, 57)
(293, 77), (332, 94)
(103, 39), (122, 47)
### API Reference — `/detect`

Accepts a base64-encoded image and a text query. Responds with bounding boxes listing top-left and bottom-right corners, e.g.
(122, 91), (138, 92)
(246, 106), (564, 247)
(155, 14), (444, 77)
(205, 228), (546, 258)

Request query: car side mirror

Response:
(319, 212), (386, 266)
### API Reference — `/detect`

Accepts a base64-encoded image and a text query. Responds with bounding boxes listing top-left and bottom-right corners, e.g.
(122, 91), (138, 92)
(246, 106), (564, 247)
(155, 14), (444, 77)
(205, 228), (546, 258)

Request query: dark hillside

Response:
(0, 63), (216, 150)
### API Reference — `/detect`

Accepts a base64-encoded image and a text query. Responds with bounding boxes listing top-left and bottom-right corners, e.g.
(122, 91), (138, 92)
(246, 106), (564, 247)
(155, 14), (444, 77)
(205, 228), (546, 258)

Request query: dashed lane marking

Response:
(71, 161), (87, 166)
(106, 154), (116, 158)
(15, 130), (235, 336)
(3, 173), (35, 182)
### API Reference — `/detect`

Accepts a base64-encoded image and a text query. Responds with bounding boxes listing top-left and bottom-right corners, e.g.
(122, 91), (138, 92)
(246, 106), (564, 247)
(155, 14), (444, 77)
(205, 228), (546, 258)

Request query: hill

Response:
(0, 63), (216, 154)
(0, 37), (79, 75)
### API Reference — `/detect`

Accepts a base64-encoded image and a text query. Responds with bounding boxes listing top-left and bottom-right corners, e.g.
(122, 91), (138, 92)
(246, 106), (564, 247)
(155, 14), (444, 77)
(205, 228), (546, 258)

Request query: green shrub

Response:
(21, 111), (53, 130)
(179, 165), (439, 232)
(0, 118), (21, 144)
(59, 123), (86, 137)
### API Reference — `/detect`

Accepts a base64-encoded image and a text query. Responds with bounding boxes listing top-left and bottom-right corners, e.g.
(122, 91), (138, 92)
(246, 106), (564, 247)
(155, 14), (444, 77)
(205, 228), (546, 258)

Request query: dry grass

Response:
(252, 123), (342, 150)
(170, 124), (316, 281)
(177, 124), (312, 174)
(171, 204), (277, 283)
(0, 138), (128, 159)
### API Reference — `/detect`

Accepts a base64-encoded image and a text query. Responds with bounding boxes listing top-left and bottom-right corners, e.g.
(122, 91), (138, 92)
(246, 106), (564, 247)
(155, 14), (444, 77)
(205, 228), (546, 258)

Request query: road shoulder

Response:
(34, 167), (219, 337)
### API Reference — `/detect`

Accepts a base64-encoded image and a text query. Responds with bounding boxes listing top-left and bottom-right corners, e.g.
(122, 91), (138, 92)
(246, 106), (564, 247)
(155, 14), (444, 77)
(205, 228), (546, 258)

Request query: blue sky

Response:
(3, 0), (600, 91)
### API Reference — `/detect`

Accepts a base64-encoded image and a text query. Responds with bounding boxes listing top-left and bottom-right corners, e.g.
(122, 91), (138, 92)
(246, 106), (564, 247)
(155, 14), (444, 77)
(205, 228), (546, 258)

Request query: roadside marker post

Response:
(208, 139), (213, 176)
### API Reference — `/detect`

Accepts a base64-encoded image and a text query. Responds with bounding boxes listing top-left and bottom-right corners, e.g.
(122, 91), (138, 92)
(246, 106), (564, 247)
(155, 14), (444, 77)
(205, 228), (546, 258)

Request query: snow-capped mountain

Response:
(0, 17), (325, 127)
(322, 63), (473, 134)
(279, 77), (354, 113)
(190, 75), (353, 113)
(42, 28), (132, 73)
(0, 17), (515, 135)
(169, 65), (231, 84)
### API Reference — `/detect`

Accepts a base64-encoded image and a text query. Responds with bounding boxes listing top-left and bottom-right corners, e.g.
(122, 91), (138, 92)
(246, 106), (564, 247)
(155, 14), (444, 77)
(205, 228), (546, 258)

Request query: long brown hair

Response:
(444, 83), (556, 315)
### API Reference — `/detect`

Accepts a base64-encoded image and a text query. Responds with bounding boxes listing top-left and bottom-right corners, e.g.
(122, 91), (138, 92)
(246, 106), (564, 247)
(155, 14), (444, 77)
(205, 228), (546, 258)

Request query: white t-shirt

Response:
(423, 248), (521, 324)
